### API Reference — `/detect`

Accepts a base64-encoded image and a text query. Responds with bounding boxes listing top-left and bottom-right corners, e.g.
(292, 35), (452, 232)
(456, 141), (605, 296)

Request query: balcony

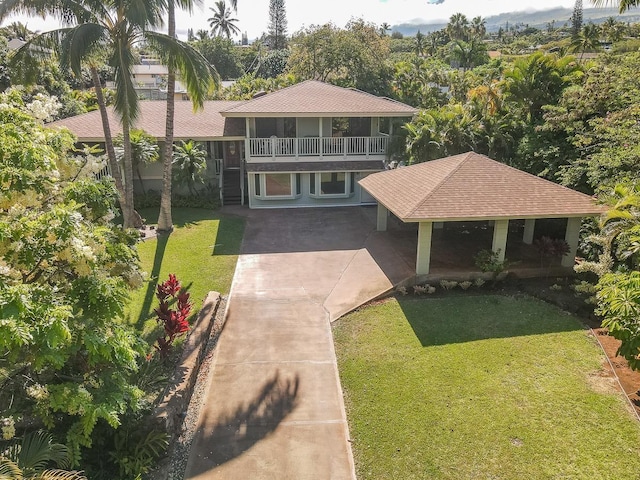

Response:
(247, 136), (388, 162)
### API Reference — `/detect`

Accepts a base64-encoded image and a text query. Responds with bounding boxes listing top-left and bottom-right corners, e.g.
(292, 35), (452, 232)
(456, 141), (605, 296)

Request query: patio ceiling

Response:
(359, 152), (605, 222)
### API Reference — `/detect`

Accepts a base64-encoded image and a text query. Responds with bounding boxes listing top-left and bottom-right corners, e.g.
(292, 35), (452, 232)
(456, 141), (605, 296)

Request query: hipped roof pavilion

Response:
(359, 152), (605, 275)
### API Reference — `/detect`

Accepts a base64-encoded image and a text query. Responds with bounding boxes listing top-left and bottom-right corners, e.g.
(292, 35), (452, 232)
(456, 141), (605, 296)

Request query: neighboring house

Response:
(6, 38), (26, 51)
(131, 64), (168, 88)
(49, 80), (417, 207)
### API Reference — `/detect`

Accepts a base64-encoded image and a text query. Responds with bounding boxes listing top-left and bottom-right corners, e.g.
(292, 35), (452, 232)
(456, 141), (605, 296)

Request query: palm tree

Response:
(469, 16), (486, 39)
(208, 0), (241, 39)
(601, 16), (626, 42)
(0, 21), (32, 40)
(450, 39), (488, 71)
(379, 22), (391, 36)
(570, 23), (601, 59)
(172, 140), (208, 195)
(1, 0), (216, 228)
(196, 29), (210, 40)
(447, 13), (469, 41)
(592, 0), (639, 13)
(158, 0), (225, 232)
(414, 30), (425, 57)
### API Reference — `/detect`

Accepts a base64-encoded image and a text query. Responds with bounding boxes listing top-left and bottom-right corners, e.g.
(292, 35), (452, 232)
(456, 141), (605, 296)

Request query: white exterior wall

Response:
(248, 171), (378, 209)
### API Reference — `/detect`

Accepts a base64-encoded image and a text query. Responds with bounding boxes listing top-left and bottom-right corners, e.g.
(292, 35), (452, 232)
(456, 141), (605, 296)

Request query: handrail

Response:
(248, 136), (388, 158)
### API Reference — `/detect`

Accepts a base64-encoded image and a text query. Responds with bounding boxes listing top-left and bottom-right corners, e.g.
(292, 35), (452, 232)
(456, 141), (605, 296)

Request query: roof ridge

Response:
(405, 152), (474, 218)
(220, 80), (315, 113)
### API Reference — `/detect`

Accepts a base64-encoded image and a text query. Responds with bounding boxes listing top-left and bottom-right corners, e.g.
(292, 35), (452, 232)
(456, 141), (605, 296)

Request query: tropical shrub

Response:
(473, 248), (507, 275)
(153, 274), (192, 357)
(0, 91), (146, 463)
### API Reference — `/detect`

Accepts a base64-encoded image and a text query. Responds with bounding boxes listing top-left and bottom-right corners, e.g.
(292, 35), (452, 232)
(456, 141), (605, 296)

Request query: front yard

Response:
(125, 207), (245, 336)
(334, 295), (640, 479)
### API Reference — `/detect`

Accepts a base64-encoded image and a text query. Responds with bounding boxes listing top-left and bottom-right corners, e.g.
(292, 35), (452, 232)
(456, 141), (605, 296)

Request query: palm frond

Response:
(58, 23), (108, 76)
(145, 32), (219, 108)
(0, 0), (93, 25)
(16, 431), (71, 475)
(36, 469), (87, 480)
(124, 0), (166, 30)
(0, 458), (21, 480)
(8, 29), (71, 84)
(110, 39), (140, 123)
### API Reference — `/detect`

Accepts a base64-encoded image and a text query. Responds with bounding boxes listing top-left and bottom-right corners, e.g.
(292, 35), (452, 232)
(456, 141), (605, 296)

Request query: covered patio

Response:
(359, 152), (605, 279)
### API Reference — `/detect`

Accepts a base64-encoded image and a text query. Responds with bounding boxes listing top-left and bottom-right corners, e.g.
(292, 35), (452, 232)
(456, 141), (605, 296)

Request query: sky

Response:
(2, 0), (582, 41)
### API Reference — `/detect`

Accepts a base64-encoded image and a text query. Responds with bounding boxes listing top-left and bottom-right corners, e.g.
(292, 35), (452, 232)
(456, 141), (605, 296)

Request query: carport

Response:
(359, 152), (605, 276)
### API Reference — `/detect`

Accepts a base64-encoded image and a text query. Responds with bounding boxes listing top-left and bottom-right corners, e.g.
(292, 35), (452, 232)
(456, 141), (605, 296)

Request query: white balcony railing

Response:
(248, 136), (388, 160)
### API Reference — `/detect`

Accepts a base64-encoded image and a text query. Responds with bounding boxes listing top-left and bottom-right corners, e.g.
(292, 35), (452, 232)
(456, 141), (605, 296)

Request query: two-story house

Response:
(49, 80), (417, 208)
(219, 81), (417, 208)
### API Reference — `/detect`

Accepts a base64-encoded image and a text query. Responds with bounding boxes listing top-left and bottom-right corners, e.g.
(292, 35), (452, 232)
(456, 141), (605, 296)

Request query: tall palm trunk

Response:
(158, 0), (176, 233)
(121, 115), (137, 228)
(90, 66), (133, 226)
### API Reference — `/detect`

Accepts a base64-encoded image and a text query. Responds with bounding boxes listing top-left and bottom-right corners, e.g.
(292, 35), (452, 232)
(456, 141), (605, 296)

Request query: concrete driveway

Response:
(184, 207), (414, 480)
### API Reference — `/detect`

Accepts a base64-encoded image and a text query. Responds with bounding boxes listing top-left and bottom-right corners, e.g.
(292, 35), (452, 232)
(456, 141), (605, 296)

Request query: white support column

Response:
(523, 218), (535, 245)
(240, 144), (245, 206)
(376, 203), (388, 232)
(416, 221), (433, 275)
(562, 217), (582, 268)
(492, 219), (509, 263)
(244, 118), (251, 162)
(318, 118), (323, 159)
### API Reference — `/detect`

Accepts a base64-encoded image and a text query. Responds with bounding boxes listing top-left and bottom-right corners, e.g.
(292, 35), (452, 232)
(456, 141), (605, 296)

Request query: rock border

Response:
(153, 291), (221, 441)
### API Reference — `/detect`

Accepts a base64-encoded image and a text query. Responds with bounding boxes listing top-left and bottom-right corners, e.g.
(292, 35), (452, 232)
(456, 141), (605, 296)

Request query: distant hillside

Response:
(393, 7), (640, 36)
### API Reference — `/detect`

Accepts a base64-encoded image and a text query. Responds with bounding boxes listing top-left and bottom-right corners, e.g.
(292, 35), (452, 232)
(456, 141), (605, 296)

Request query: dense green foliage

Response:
(0, 92), (146, 464)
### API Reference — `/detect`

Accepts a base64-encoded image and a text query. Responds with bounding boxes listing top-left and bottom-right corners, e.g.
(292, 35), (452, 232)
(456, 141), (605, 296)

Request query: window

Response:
(254, 173), (301, 200)
(265, 173), (291, 197)
(321, 172), (346, 195)
(254, 174), (261, 196)
(309, 172), (353, 198)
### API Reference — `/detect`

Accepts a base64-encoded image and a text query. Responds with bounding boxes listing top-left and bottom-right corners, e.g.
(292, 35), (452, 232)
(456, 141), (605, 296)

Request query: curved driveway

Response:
(184, 207), (414, 480)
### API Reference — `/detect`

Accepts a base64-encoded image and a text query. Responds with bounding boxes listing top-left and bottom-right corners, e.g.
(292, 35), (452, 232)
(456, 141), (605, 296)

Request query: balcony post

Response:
(245, 118), (251, 161)
(343, 137), (347, 159)
(366, 136), (370, 159)
(318, 118), (323, 159)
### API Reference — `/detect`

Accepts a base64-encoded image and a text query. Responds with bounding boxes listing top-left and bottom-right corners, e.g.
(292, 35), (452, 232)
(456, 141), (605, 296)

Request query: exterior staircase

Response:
(222, 169), (243, 206)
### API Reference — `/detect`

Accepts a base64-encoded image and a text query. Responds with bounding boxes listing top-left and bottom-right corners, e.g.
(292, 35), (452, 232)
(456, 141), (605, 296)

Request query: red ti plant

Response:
(153, 274), (192, 357)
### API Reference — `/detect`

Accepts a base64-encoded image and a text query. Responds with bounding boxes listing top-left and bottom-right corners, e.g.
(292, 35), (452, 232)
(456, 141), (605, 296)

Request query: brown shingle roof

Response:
(48, 101), (246, 142)
(221, 80), (418, 117)
(359, 152), (605, 221)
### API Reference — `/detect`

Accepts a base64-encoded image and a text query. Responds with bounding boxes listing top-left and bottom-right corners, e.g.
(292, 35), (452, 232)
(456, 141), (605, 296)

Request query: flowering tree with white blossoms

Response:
(0, 90), (147, 464)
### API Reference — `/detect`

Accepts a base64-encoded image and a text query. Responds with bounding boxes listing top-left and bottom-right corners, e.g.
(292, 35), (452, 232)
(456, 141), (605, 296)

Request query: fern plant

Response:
(108, 428), (168, 478)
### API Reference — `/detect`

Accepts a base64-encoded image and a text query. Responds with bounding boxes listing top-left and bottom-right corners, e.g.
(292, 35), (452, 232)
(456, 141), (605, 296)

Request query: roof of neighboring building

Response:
(221, 80), (418, 118)
(48, 101), (246, 142)
(359, 152), (605, 222)
(7, 38), (26, 50)
(132, 64), (168, 76)
(246, 160), (384, 172)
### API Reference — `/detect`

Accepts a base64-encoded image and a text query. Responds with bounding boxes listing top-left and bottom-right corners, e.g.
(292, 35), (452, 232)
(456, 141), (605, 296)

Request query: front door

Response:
(224, 141), (241, 169)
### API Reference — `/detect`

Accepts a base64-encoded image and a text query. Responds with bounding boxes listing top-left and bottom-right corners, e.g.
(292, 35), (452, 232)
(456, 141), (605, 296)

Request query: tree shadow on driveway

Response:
(187, 371), (300, 476)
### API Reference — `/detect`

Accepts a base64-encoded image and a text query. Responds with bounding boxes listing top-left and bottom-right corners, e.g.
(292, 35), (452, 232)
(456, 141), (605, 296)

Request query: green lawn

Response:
(334, 295), (640, 480)
(125, 207), (244, 337)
